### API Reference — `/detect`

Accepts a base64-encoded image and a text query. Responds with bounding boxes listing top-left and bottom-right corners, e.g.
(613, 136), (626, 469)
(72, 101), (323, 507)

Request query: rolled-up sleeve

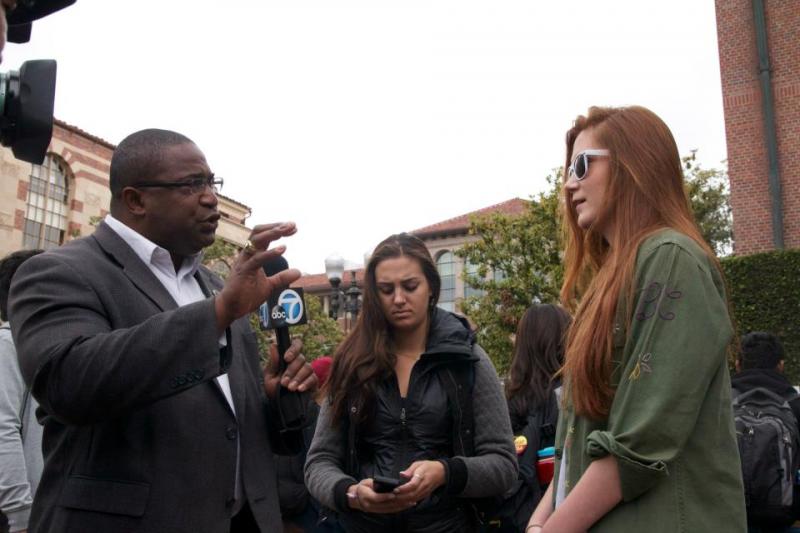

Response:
(585, 242), (732, 502)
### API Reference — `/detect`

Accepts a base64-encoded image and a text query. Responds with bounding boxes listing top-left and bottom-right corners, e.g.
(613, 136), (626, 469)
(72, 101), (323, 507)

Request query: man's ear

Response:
(120, 187), (147, 217)
(735, 359), (742, 373)
(778, 360), (785, 373)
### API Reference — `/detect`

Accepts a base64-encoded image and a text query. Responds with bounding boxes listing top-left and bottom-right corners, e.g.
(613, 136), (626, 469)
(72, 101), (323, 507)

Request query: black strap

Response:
(539, 389), (558, 444)
(346, 400), (359, 476)
(519, 411), (543, 469)
(442, 363), (475, 457)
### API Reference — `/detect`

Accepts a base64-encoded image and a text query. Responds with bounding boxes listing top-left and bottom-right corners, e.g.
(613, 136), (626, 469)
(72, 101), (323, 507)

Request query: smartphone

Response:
(373, 475), (406, 493)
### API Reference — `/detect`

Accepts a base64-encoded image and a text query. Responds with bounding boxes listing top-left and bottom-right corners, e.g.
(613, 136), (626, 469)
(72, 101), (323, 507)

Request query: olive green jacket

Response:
(553, 230), (746, 532)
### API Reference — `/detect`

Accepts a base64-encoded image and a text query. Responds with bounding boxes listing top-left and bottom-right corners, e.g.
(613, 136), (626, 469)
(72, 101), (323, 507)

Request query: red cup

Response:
(536, 447), (555, 485)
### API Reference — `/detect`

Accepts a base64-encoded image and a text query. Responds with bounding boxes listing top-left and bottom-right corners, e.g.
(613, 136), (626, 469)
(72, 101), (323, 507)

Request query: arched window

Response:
(436, 251), (455, 312)
(464, 260), (485, 299)
(24, 155), (69, 250)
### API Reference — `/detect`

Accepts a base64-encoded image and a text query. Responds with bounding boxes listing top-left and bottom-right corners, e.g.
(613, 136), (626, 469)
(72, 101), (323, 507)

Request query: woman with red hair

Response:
(527, 106), (746, 532)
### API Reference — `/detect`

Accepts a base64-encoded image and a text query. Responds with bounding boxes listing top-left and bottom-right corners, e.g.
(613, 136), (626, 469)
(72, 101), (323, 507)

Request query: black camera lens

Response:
(0, 59), (57, 164)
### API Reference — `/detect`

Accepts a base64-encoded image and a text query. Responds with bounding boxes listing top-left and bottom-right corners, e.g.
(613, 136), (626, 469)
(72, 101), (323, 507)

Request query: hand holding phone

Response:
(373, 474), (408, 493)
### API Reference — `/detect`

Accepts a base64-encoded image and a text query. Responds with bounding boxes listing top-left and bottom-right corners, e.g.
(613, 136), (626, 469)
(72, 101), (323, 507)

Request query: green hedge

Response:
(721, 248), (800, 384)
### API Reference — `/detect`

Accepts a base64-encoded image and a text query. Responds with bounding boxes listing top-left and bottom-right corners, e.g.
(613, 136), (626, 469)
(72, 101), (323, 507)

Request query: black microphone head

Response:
(263, 255), (289, 277)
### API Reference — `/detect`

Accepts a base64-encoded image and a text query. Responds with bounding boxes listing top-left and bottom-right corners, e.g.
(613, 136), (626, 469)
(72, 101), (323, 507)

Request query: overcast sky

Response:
(4, 0), (727, 274)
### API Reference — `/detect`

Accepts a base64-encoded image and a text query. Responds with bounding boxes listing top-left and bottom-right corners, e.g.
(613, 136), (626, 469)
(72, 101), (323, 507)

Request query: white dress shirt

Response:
(104, 215), (244, 512)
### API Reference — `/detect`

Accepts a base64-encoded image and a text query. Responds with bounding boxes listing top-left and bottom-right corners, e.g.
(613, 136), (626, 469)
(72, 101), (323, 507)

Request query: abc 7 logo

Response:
(272, 289), (304, 326)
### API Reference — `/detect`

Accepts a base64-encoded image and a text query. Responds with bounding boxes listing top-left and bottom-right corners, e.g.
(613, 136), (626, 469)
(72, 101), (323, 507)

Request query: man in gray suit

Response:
(8, 129), (316, 533)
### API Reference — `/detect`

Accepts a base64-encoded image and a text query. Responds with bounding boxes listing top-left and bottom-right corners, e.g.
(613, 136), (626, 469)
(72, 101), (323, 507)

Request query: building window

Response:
(24, 155), (69, 250)
(464, 260), (485, 299)
(436, 251), (455, 312)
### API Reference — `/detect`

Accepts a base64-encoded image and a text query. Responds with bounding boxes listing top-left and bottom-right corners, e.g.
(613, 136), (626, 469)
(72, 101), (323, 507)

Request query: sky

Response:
(3, 0), (728, 274)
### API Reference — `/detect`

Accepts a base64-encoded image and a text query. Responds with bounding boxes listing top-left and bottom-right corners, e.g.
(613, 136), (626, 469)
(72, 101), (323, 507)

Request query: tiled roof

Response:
(54, 118), (116, 150)
(54, 118), (252, 213)
(295, 269), (364, 293)
(217, 194), (252, 212)
(411, 198), (529, 238)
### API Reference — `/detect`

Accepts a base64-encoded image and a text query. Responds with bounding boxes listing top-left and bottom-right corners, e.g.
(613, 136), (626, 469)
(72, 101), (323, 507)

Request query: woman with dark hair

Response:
(527, 106), (746, 532)
(305, 233), (517, 533)
(486, 304), (571, 532)
(506, 304), (571, 430)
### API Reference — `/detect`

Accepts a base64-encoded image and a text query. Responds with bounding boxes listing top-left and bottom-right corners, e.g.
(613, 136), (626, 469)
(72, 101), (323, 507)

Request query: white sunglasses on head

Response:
(568, 149), (610, 180)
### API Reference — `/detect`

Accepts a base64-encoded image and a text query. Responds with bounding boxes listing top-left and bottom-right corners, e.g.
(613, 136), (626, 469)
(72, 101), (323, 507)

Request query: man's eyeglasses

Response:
(132, 176), (224, 195)
(568, 149), (610, 181)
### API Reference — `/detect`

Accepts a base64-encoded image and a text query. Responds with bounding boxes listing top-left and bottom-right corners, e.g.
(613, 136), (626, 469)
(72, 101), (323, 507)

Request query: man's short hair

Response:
(109, 129), (195, 200)
(0, 249), (43, 322)
(739, 331), (785, 370)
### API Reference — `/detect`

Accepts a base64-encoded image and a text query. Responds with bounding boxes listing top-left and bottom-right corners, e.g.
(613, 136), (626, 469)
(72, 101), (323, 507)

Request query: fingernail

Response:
(275, 245), (286, 253)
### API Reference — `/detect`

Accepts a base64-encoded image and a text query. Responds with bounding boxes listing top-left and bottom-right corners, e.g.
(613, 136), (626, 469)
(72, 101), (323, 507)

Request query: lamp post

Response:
(345, 270), (362, 326)
(324, 254), (345, 320)
(325, 255), (364, 331)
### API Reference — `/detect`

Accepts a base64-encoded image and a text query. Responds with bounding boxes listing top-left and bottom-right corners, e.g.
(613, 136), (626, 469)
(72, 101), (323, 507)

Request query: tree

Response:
(457, 172), (564, 374)
(291, 294), (345, 361)
(683, 152), (733, 256)
(203, 237), (239, 277)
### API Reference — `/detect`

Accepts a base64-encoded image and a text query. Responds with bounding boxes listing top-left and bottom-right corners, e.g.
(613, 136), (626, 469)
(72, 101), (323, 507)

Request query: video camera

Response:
(0, 0), (75, 164)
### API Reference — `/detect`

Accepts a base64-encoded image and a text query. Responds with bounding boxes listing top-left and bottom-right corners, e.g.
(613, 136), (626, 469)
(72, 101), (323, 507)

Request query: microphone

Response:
(260, 256), (309, 437)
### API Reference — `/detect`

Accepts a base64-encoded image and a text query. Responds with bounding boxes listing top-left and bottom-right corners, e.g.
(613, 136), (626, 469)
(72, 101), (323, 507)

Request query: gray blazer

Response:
(9, 222), (286, 533)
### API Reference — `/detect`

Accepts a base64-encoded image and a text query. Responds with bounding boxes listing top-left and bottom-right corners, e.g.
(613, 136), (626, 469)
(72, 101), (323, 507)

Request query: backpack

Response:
(477, 390), (558, 532)
(733, 386), (800, 526)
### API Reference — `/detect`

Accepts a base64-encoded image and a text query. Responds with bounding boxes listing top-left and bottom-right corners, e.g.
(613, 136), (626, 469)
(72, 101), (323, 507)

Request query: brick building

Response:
(716, 0), (800, 254)
(296, 198), (528, 318)
(411, 198), (528, 312)
(0, 119), (253, 258)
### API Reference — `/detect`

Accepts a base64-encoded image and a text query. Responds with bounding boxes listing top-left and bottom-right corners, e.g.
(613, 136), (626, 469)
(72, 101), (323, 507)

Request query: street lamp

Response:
(345, 270), (362, 325)
(325, 254), (364, 331)
(325, 254), (345, 320)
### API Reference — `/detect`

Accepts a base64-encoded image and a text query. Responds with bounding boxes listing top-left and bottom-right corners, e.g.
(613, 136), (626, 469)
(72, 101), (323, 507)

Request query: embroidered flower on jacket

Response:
(629, 352), (654, 381)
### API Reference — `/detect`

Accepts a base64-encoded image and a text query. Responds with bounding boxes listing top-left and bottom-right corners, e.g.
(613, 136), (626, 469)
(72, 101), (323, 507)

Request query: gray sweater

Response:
(0, 324), (43, 532)
(304, 344), (517, 512)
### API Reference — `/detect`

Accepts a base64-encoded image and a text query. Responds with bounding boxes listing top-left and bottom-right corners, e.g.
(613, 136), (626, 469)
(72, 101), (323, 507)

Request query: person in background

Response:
(732, 332), (800, 533)
(277, 356), (343, 533)
(506, 304), (570, 437)
(482, 304), (570, 532)
(305, 233), (517, 532)
(0, 249), (43, 533)
(528, 105), (746, 532)
(733, 332), (796, 399)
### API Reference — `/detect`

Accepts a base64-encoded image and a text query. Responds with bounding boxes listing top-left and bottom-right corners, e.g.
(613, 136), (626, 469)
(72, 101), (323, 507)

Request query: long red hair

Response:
(560, 106), (721, 419)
